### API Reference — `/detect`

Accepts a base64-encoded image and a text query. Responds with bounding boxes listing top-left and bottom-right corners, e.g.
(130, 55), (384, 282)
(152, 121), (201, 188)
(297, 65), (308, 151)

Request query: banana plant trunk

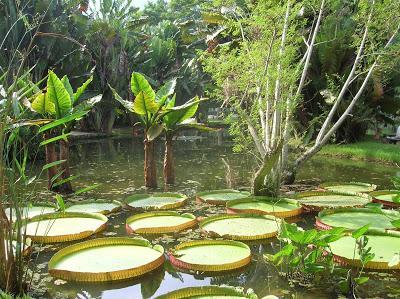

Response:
(44, 133), (60, 192)
(58, 139), (73, 194)
(164, 134), (175, 185)
(144, 138), (157, 188)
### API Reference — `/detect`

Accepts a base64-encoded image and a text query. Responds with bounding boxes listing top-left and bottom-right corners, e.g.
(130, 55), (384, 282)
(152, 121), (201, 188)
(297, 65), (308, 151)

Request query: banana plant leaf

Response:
(48, 237), (165, 282)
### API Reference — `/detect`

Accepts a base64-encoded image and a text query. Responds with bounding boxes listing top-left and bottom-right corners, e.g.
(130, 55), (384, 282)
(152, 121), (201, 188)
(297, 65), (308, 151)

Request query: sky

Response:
(94, 0), (153, 9)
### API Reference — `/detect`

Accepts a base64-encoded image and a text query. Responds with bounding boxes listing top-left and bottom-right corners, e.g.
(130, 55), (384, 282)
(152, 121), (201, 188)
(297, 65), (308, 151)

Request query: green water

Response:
(27, 135), (400, 299)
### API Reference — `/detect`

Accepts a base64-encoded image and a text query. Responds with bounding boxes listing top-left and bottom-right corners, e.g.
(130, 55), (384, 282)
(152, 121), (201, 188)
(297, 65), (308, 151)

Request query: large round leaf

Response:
(125, 193), (187, 211)
(370, 190), (400, 207)
(169, 240), (251, 272)
(196, 189), (250, 205)
(49, 237), (165, 281)
(6, 203), (57, 221)
(320, 182), (376, 193)
(126, 211), (197, 234)
(226, 197), (302, 218)
(330, 231), (400, 270)
(316, 208), (400, 231)
(200, 214), (280, 240)
(65, 200), (122, 215)
(155, 285), (254, 299)
(296, 191), (370, 211)
(23, 212), (108, 243)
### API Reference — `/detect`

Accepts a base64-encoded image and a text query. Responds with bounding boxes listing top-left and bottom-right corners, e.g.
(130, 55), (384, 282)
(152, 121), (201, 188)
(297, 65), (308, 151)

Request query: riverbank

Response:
(318, 140), (400, 164)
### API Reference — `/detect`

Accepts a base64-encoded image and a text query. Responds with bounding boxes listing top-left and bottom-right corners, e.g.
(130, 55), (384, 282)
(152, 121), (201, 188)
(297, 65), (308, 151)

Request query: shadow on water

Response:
(26, 135), (399, 298)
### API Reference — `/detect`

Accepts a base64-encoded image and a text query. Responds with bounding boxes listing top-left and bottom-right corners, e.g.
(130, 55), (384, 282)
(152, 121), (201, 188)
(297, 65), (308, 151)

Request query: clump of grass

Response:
(319, 141), (400, 164)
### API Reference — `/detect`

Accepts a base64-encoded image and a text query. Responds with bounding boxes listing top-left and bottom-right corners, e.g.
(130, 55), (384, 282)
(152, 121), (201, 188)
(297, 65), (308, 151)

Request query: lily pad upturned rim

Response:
(126, 211), (197, 234)
(168, 239), (251, 272)
(369, 190), (400, 207)
(24, 212), (108, 243)
(316, 207), (400, 231)
(196, 189), (251, 205)
(226, 197), (303, 218)
(199, 213), (281, 241)
(295, 191), (371, 211)
(124, 193), (188, 211)
(155, 285), (251, 299)
(331, 230), (400, 270)
(65, 199), (122, 215)
(48, 237), (165, 282)
(6, 202), (58, 220)
(320, 181), (377, 193)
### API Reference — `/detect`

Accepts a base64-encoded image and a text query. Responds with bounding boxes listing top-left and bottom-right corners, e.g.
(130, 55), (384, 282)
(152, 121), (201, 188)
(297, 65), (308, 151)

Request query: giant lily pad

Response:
(296, 191), (370, 211)
(316, 208), (400, 231)
(66, 200), (122, 215)
(370, 190), (400, 208)
(156, 285), (255, 298)
(226, 197), (302, 218)
(320, 182), (376, 193)
(200, 214), (280, 241)
(169, 240), (251, 272)
(126, 211), (197, 234)
(330, 231), (400, 270)
(196, 189), (250, 205)
(125, 193), (187, 210)
(6, 203), (57, 221)
(49, 237), (165, 282)
(23, 212), (108, 243)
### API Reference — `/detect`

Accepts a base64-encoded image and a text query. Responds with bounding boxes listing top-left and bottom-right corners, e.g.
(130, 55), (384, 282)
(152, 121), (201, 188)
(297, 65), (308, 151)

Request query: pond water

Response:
(26, 134), (400, 299)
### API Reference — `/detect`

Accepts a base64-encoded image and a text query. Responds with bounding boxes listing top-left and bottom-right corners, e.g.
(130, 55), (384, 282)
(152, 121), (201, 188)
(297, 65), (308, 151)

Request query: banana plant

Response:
(161, 96), (216, 184)
(110, 71), (176, 188)
(30, 70), (101, 193)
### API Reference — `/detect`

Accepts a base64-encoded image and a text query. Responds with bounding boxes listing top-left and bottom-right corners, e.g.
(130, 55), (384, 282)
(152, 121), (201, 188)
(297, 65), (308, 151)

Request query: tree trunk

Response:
(252, 143), (283, 197)
(58, 139), (73, 194)
(144, 138), (157, 188)
(163, 135), (175, 185)
(44, 133), (60, 192)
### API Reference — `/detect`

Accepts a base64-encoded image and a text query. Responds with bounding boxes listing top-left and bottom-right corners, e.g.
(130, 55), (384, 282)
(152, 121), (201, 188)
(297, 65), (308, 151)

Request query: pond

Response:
(27, 134), (400, 299)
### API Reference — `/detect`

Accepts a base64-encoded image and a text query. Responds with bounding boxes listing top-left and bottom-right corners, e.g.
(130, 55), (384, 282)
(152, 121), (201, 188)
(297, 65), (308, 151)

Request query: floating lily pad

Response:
(23, 212), (108, 243)
(6, 203), (57, 221)
(200, 214), (280, 241)
(330, 231), (400, 270)
(66, 200), (122, 215)
(196, 189), (250, 205)
(125, 193), (187, 210)
(320, 182), (377, 193)
(169, 240), (251, 272)
(126, 211), (197, 234)
(49, 237), (165, 281)
(226, 197), (303, 218)
(296, 191), (370, 211)
(156, 285), (254, 298)
(316, 208), (400, 231)
(370, 190), (400, 208)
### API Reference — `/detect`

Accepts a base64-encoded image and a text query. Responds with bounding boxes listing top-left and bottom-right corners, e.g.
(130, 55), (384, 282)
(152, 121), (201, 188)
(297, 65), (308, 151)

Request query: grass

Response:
(318, 140), (400, 164)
